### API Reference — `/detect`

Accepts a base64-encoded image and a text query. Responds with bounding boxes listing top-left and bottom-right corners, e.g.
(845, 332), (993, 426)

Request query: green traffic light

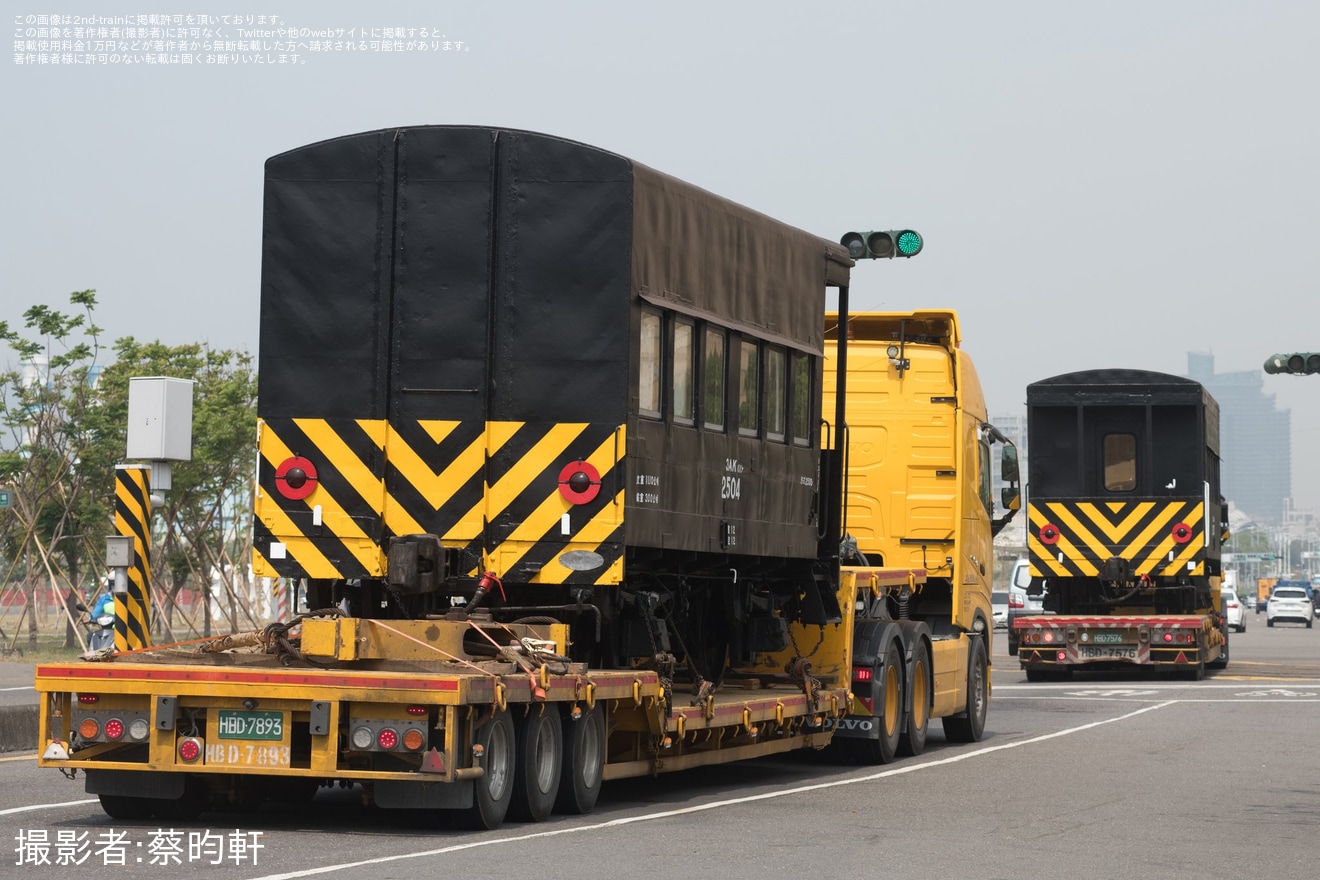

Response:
(896, 230), (923, 257)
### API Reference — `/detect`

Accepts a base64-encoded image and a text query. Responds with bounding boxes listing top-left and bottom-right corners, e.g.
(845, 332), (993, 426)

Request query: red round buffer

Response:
(558, 460), (601, 504)
(275, 456), (318, 500)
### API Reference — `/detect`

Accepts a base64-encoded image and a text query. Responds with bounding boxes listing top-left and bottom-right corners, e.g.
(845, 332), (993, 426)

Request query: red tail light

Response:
(853, 666), (873, 683)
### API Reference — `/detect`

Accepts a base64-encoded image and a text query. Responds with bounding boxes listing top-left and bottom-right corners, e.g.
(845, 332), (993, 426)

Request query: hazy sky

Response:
(5, 1), (1319, 513)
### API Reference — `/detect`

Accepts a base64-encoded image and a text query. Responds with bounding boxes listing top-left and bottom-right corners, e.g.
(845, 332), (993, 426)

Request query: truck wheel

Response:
(850, 640), (904, 764)
(98, 794), (154, 820)
(456, 709), (515, 830)
(508, 707), (562, 823)
(943, 636), (987, 743)
(1267, 619), (1274, 627)
(555, 703), (605, 815)
(898, 644), (930, 757)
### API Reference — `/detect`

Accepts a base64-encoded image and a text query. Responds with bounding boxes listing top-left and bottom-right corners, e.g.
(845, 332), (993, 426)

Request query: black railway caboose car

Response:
(251, 125), (852, 676)
(1026, 369), (1228, 616)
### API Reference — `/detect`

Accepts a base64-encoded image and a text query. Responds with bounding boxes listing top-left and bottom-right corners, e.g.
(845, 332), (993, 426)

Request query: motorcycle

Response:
(75, 593), (116, 653)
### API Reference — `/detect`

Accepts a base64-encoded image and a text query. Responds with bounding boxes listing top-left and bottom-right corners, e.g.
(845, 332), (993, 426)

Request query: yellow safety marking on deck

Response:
(1077, 501), (1157, 544)
(1046, 504), (1111, 563)
(260, 424), (383, 574)
(497, 428), (624, 550)
(417, 420), (461, 446)
(484, 422), (590, 519)
(294, 419), (385, 514)
(1105, 502), (1125, 514)
(254, 492), (342, 579)
(388, 425), (486, 513)
(536, 490), (629, 585)
(1121, 502), (1186, 567)
(252, 547), (275, 578)
(356, 418), (388, 449)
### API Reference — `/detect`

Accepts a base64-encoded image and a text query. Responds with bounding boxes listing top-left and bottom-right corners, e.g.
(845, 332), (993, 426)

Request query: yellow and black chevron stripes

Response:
(253, 417), (626, 586)
(1028, 499), (1206, 580)
(113, 465), (153, 651)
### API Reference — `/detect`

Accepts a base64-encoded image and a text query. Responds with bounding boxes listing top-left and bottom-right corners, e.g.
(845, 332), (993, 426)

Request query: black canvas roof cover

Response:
(258, 125), (848, 420)
(1028, 369), (1215, 407)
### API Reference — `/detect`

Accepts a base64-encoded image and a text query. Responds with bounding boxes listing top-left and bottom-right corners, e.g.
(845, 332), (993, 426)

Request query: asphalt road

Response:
(3, 621), (1320, 879)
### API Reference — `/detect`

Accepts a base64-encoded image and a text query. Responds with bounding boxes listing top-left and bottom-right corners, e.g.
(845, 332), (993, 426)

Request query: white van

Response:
(1006, 559), (1045, 655)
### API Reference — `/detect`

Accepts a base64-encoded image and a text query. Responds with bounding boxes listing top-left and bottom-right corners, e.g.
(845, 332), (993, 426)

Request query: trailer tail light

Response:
(1162, 632), (1174, 643)
(1056, 651), (1066, 662)
(128, 718), (151, 741)
(178, 737), (203, 763)
(79, 718), (101, 739)
(853, 667), (873, 683)
(351, 726), (374, 750)
(402, 728), (426, 751)
(377, 728), (399, 750)
(77, 694), (100, 705)
(103, 718), (125, 741)
(406, 705), (427, 717)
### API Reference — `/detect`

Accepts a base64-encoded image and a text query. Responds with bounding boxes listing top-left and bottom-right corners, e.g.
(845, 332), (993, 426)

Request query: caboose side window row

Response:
(637, 306), (814, 446)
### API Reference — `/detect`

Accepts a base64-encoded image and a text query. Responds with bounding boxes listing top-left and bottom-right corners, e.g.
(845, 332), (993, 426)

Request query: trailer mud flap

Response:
(85, 768), (185, 800)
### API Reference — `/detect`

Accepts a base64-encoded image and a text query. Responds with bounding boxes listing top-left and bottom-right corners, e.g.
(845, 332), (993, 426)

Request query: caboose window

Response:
(1104, 433), (1137, 491)
(639, 310), (662, 419)
(672, 319), (695, 425)
(704, 328), (726, 431)
(738, 340), (759, 436)
(766, 346), (786, 441)
(791, 352), (812, 446)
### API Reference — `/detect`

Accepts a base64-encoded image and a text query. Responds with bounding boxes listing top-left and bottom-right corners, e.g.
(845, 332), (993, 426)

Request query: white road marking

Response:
(245, 701), (1177, 880)
(0, 798), (97, 816)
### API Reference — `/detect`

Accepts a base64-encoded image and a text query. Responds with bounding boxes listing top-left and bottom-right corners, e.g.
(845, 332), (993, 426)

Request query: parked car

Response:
(1221, 588), (1246, 633)
(1267, 586), (1313, 628)
(1006, 559), (1045, 655)
(992, 591), (1010, 629)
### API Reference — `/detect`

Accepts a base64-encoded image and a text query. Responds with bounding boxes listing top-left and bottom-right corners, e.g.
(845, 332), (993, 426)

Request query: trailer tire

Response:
(555, 703), (605, 815)
(943, 636), (987, 743)
(509, 707), (562, 823)
(98, 794), (154, 820)
(898, 642), (930, 757)
(456, 708), (515, 830)
(849, 640), (904, 765)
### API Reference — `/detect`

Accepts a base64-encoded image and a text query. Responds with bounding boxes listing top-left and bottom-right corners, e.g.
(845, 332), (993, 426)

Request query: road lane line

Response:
(0, 798), (97, 816)
(246, 700), (1177, 880)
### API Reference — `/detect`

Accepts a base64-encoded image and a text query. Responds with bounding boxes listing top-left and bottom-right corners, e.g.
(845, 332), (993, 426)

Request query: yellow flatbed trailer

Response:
(35, 568), (920, 823)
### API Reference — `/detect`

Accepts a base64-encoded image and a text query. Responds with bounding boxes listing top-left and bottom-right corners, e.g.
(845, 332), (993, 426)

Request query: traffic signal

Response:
(1263, 353), (1320, 375)
(840, 229), (923, 260)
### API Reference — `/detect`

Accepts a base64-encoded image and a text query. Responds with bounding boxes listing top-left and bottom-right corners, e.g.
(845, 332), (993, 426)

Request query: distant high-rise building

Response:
(1186, 352), (1290, 524)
